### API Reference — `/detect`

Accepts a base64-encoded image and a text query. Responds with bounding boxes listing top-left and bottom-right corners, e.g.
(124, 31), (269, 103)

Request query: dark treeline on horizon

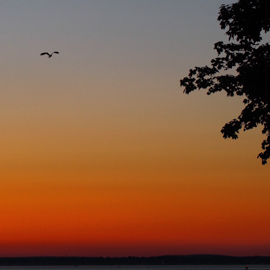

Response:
(1, 255), (270, 265)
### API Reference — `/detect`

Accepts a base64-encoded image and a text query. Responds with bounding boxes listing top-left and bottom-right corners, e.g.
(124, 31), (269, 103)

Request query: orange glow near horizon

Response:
(1, 162), (270, 257)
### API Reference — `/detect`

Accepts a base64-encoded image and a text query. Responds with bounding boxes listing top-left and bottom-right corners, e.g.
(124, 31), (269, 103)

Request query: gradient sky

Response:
(0, 0), (269, 257)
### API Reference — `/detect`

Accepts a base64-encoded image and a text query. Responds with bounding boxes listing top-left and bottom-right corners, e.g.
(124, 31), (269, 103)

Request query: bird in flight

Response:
(40, 51), (59, 58)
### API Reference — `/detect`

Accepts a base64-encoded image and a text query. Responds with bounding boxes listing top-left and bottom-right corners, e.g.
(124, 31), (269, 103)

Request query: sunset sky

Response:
(0, 0), (270, 257)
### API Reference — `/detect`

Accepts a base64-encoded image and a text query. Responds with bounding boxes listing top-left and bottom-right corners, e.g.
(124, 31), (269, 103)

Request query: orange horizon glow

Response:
(1, 162), (270, 257)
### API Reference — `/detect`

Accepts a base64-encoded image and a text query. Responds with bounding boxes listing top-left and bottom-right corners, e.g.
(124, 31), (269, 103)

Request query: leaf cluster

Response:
(180, 0), (270, 164)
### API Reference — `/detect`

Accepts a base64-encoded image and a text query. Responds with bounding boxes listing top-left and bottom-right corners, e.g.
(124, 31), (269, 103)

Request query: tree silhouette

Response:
(180, 0), (270, 164)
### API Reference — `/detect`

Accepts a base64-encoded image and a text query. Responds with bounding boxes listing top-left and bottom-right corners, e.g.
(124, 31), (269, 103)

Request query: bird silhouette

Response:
(40, 51), (59, 58)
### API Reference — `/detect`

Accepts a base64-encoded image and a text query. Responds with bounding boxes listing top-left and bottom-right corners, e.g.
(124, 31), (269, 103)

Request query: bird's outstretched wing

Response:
(53, 51), (59, 54)
(40, 52), (50, 56)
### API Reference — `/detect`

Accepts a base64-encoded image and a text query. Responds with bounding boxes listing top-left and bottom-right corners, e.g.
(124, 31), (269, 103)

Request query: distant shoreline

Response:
(1, 255), (270, 266)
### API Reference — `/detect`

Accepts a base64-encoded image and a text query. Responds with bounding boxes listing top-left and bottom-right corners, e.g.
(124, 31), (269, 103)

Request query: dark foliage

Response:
(180, 0), (270, 164)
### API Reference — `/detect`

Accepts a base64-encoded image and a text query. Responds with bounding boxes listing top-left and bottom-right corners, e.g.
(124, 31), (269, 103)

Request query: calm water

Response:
(0, 266), (269, 270)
